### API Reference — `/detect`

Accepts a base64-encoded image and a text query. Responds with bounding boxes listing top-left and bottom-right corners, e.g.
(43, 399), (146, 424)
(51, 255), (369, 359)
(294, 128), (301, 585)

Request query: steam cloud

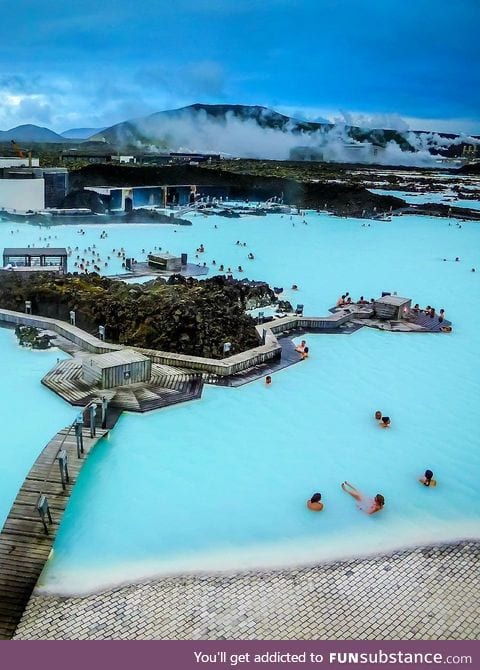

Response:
(109, 107), (479, 167)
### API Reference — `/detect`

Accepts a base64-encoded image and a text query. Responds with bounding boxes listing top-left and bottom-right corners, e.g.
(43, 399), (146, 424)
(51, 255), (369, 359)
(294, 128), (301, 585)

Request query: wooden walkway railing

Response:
(0, 404), (112, 639)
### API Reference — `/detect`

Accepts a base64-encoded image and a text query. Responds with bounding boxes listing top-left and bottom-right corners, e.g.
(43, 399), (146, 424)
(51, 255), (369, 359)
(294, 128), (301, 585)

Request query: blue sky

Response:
(1, 0), (479, 133)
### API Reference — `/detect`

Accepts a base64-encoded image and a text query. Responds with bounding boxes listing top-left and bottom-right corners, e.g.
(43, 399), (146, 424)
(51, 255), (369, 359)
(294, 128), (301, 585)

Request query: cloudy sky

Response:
(1, 0), (479, 134)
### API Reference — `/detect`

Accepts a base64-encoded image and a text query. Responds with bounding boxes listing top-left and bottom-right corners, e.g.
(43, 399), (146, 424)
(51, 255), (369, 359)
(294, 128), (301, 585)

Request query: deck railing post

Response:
(75, 417), (84, 457)
(37, 495), (53, 535)
(89, 403), (97, 438)
(58, 449), (69, 490)
(101, 396), (108, 429)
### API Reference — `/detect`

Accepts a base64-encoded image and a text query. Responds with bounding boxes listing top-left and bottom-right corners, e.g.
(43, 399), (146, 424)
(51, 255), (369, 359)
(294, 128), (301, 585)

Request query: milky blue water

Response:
(0, 205), (479, 594)
(0, 329), (76, 527)
(370, 188), (480, 210)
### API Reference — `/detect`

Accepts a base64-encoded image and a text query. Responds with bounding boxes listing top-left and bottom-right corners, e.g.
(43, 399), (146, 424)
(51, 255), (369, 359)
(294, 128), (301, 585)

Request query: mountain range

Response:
(0, 105), (477, 164)
(61, 127), (105, 139)
(0, 124), (66, 143)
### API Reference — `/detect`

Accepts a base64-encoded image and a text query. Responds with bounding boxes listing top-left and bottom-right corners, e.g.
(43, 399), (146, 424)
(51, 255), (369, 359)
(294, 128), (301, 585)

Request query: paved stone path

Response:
(14, 541), (480, 640)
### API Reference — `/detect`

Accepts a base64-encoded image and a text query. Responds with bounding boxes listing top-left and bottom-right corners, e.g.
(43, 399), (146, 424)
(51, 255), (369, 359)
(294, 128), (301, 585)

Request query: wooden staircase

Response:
(42, 360), (203, 412)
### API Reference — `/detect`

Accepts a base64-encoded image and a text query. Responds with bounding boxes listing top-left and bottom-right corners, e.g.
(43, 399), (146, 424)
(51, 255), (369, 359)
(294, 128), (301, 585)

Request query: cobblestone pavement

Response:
(14, 541), (480, 640)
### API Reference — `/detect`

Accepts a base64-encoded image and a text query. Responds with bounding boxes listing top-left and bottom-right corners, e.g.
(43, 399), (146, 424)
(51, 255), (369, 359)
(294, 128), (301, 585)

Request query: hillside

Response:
(92, 103), (414, 158)
(0, 124), (67, 143)
(61, 127), (105, 139)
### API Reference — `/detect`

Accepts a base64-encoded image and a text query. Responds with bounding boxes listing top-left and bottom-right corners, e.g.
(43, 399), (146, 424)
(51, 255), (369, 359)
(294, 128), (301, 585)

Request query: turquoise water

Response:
(370, 188), (480, 210)
(0, 207), (479, 594)
(0, 328), (76, 527)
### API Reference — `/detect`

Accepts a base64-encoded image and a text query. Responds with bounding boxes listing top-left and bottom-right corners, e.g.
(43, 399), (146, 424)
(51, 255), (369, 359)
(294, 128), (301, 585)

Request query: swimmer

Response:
(265, 375), (272, 386)
(419, 469), (437, 488)
(301, 346), (309, 360)
(374, 410), (382, 421)
(341, 481), (384, 515)
(307, 493), (324, 512)
(295, 340), (307, 354)
(291, 284), (298, 290)
(379, 416), (391, 428)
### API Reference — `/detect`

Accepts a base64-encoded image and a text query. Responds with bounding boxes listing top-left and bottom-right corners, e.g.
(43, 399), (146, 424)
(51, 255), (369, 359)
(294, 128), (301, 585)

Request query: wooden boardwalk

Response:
(42, 360), (203, 412)
(0, 412), (110, 640)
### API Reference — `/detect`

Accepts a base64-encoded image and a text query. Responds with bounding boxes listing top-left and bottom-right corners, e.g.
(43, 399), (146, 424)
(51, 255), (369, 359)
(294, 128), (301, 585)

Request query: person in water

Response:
(375, 410), (382, 421)
(265, 375), (272, 386)
(341, 482), (385, 514)
(295, 340), (307, 354)
(419, 469), (437, 487)
(307, 493), (324, 511)
(379, 416), (391, 428)
(301, 346), (309, 360)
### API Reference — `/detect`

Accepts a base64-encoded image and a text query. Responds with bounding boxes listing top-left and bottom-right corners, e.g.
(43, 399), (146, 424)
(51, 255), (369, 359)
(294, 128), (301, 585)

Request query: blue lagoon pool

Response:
(0, 208), (479, 594)
(0, 329), (76, 527)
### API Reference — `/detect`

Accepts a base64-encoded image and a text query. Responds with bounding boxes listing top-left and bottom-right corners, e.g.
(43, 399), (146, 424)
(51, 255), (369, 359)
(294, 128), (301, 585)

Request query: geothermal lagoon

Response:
(0, 204), (479, 595)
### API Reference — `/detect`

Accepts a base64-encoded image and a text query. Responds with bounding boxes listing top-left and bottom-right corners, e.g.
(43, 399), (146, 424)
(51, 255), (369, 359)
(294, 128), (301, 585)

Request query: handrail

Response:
(35, 399), (98, 509)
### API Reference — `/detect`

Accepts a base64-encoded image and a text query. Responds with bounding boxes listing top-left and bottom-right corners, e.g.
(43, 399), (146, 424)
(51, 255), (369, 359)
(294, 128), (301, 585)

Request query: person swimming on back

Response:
(379, 416), (390, 428)
(341, 481), (384, 515)
(307, 492), (324, 511)
(419, 469), (437, 488)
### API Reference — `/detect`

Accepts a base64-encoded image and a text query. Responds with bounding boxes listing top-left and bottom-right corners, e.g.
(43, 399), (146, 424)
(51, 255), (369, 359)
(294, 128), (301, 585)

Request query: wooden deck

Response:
(42, 360), (203, 412)
(0, 412), (111, 639)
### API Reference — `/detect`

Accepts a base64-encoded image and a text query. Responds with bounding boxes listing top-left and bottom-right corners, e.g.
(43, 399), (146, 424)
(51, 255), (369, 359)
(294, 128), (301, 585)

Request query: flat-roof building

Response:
(2, 247), (68, 274)
(82, 350), (152, 389)
(147, 252), (186, 271)
(374, 295), (411, 320)
(0, 167), (68, 210)
(84, 183), (229, 212)
(0, 157), (40, 168)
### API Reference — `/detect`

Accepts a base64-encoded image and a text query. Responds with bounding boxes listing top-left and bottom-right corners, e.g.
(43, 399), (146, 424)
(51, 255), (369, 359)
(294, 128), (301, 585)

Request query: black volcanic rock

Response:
(70, 163), (406, 217)
(62, 189), (108, 213)
(0, 273), (270, 358)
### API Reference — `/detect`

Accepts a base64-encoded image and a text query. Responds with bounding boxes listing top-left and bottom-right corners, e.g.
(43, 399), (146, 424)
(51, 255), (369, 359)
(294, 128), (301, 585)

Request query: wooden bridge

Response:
(0, 404), (113, 639)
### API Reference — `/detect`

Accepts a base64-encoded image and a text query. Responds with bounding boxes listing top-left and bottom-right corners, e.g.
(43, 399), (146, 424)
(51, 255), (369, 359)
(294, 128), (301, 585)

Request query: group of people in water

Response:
(374, 410), (390, 428)
(306, 484), (386, 515)
(306, 408), (437, 515)
(308, 474), (436, 516)
(203, 239), (256, 276)
(336, 292), (372, 307)
(294, 339), (309, 360)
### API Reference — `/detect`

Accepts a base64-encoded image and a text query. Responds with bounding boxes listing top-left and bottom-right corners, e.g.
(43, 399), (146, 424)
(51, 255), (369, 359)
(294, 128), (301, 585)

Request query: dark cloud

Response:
(0, 0), (477, 132)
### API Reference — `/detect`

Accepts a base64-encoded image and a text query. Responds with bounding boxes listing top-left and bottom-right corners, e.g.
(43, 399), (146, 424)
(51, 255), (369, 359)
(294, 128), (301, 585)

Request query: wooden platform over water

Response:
(0, 416), (110, 639)
(43, 359), (203, 412)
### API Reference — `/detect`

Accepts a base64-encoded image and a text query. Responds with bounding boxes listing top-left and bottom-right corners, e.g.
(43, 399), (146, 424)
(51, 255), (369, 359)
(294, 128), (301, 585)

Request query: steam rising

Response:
(103, 106), (479, 167)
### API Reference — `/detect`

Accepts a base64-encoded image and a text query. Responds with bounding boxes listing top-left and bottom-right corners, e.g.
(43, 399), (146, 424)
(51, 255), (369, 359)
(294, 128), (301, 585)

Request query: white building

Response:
(110, 155), (136, 164)
(0, 157), (40, 168)
(0, 179), (45, 212)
